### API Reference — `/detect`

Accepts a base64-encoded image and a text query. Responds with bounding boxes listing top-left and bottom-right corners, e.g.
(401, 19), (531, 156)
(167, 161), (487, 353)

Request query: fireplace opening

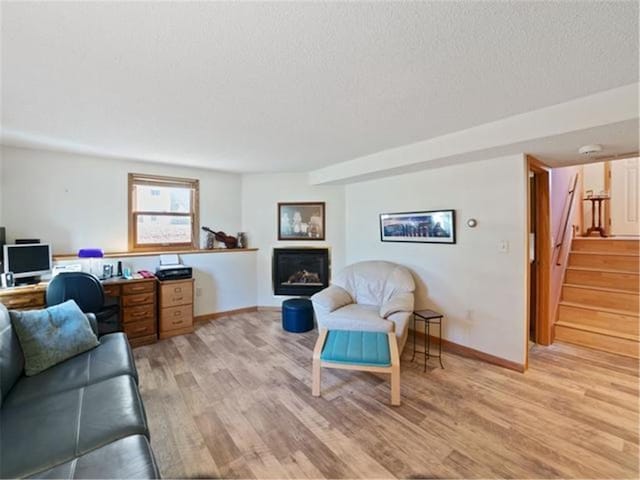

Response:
(272, 248), (330, 296)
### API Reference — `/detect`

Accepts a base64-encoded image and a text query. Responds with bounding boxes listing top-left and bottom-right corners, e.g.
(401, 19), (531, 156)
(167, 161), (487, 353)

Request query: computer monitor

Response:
(3, 243), (52, 282)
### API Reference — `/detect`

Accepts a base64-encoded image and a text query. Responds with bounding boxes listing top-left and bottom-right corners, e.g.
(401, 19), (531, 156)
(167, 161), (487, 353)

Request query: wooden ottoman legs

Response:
(311, 329), (401, 406)
(388, 332), (401, 406)
(312, 329), (327, 397)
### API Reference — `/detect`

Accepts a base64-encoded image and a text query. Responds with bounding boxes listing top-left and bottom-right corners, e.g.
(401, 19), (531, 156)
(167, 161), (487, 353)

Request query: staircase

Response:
(555, 238), (639, 359)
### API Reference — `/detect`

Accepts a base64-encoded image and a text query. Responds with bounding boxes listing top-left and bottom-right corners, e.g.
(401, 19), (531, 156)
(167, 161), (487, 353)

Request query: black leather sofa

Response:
(0, 304), (160, 479)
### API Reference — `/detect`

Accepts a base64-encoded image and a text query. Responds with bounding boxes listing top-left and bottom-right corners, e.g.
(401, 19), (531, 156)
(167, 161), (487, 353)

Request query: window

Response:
(128, 173), (199, 251)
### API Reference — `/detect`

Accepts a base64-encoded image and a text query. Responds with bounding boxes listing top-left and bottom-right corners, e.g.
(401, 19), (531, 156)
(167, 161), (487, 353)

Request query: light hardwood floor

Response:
(133, 310), (639, 479)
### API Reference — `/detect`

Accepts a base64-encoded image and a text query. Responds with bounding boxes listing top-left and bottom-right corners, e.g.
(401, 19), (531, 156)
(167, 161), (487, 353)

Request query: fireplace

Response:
(272, 248), (330, 296)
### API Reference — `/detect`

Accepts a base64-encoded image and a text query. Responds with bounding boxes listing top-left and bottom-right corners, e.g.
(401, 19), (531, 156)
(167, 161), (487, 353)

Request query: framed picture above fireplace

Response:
(273, 248), (330, 296)
(278, 202), (325, 240)
(380, 209), (456, 244)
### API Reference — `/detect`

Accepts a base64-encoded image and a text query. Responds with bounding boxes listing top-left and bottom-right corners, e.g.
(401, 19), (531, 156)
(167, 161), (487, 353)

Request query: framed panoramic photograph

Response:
(380, 209), (456, 244)
(278, 202), (326, 240)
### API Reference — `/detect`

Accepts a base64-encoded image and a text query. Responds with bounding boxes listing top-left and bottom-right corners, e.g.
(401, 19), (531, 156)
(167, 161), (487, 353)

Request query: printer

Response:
(155, 254), (193, 281)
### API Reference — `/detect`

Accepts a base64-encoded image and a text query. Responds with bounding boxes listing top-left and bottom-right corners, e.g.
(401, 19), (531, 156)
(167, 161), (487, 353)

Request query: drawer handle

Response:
(130, 286), (146, 292)
(174, 311), (182, 317)
(173, 296), (183, 302)
(174, 287), (182, 293)
(132, 326), (147, 333)
(172, 320), (183, 325)
(131, 297), (149, 304)
(132, 311), (147, 317)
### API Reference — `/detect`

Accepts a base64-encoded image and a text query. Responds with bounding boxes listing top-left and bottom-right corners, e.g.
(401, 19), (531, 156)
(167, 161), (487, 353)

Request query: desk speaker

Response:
(1, 272), (15, 289)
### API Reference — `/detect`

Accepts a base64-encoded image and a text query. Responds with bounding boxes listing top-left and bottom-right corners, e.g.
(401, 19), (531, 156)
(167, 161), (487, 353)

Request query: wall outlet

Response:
(498, 240), (509, 253)
(196, 287), (202, 297)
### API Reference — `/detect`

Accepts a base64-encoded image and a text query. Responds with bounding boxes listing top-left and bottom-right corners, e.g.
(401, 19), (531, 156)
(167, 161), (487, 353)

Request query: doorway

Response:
(526, 153), (638, 367)
(527, 156), (552, 356)
(608, 157), (640, 236)
(529, 172), (537, 344)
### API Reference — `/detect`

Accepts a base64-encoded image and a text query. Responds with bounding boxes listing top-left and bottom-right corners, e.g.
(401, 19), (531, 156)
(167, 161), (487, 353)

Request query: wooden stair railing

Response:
(555, 173), (579, 266)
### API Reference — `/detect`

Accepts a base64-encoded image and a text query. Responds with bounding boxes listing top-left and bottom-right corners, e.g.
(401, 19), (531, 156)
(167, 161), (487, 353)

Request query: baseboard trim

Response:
(257, 306), (282, 312)
(414, 330), (526, 373)
(194, 306), (258, 324)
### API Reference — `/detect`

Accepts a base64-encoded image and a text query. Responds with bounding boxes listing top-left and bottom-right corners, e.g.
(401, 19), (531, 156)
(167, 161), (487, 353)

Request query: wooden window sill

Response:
(53, 248), (258, 261)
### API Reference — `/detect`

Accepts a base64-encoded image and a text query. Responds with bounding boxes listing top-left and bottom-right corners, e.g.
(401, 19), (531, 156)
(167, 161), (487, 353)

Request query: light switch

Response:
(498, 240), (509, 253)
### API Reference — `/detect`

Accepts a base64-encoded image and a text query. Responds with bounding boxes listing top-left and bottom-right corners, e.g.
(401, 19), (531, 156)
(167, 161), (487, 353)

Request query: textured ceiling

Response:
(1, 1), (638, 173)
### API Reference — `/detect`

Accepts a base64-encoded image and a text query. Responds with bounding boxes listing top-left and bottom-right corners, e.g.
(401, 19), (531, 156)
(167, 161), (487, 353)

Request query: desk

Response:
(0, 277), (159, 348)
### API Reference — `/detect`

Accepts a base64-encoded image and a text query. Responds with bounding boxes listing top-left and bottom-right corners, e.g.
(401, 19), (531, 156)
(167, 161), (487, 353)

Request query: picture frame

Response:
(379, 209), (456, 244)
(278, 202), (326, 240)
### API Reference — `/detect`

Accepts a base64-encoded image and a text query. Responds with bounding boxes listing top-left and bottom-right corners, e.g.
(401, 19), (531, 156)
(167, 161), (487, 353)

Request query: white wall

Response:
(0, 145), (242, 253)
(581, 161), (606, 228)
(582, 161), (606, 193)
(344, 154), (528, 365)
(0, 152), (3, 227)
(241, 173), (346, 307)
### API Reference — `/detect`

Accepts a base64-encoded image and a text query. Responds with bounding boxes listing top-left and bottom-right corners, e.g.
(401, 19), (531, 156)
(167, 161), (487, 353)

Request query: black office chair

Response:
(46, 272), (121, 335)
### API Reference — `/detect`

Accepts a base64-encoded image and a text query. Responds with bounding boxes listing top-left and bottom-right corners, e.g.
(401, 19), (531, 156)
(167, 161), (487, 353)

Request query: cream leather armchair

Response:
(311, 261), (415, 352)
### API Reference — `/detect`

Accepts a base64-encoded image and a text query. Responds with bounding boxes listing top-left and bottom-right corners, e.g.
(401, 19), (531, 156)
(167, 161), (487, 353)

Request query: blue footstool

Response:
(282, 298), (314, 333)
(312, 329), (401, 406)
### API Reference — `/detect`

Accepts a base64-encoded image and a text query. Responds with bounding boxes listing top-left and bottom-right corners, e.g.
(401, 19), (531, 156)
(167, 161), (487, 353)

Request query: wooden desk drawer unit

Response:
(1, 292), (45, 310)
(0, 284), (47, 311)
(159, 279), (194, 339)
(120, 279), (157, 348)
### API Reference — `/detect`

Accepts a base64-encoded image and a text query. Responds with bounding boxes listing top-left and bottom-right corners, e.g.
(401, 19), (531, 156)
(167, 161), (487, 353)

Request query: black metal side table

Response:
(412, 309), (444, 371)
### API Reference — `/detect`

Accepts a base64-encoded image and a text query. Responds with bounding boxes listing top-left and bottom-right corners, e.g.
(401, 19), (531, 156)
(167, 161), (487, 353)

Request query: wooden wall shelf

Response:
(53, 248), (258, 261)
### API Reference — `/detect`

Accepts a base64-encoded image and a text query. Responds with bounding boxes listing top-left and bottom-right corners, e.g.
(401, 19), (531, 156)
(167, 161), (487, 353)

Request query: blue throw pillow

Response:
(10, 300), (100, 376)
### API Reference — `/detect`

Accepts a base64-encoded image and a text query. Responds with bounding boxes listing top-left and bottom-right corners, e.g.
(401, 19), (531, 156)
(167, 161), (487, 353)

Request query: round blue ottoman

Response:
(282, 298), (314, 333)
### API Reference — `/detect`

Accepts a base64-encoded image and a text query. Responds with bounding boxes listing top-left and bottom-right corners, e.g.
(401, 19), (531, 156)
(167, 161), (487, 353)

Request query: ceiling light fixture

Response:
(578, 144), (603, 155)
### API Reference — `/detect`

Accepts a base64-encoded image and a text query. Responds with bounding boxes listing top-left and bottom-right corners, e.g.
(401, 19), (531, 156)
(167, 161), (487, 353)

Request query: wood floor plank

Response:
(276, 379), (402, 478)
(427, 359), (637, 475)
(134, 311), (640, 479)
